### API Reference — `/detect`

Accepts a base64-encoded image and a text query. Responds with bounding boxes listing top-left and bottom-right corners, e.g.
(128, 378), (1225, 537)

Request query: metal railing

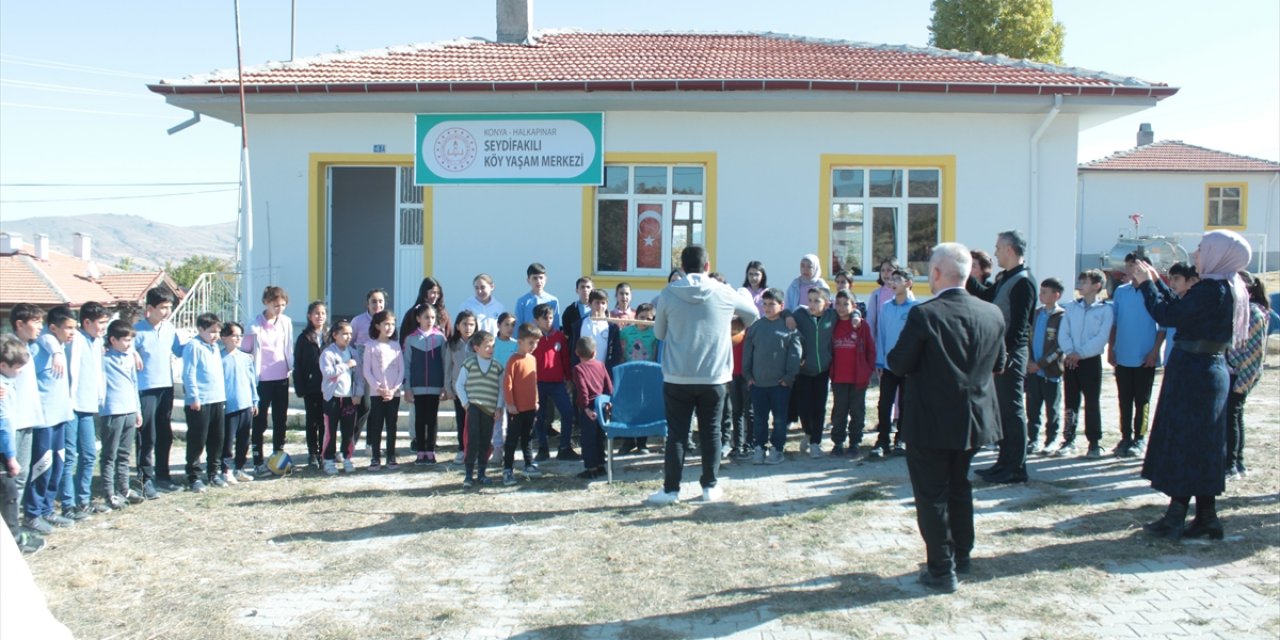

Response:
(172, 272), (244, 333)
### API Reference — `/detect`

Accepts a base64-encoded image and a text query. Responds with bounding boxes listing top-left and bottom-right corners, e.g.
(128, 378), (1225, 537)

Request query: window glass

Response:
(597, 200), (629, 272)
(870, 170), (902, 197)
(908, 169), (939, 197)
(673, 167), (704, 195)
(907, 203), (939, 275)
(1219, 199), (1241, 226)
(833, 169), (864, 198)
(832, 203), (865, 276)
(634, 167), (668, 194)
(872, 206), (898, 268)
(601, 166), (629, 194)
(596, 164), (707, 276)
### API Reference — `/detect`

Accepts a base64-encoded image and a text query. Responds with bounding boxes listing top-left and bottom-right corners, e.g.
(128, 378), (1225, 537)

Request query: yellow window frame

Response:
(1204, 182), (1248, 230)
(818, 154), (957, 296)
(580, 152), (717, 292)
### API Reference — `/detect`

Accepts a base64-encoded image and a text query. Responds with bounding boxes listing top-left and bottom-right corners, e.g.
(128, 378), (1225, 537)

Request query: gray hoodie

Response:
(654, 273), (760, 385)
(742, 315), (802, 387)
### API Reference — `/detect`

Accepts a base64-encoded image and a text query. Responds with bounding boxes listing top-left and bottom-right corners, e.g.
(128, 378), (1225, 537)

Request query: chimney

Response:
(1137, 123), (1154, 147)
(0, 232), (19, 255)
(496, 0), (532, 44)
(73, 232), (92, 262)
(34, 234), (50, 261)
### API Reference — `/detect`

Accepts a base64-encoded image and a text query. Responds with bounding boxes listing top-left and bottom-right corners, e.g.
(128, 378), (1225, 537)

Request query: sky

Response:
(1, 0), (1276, 227)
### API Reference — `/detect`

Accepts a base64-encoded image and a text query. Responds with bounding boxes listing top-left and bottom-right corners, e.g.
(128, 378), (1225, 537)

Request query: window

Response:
(830, 165), (943, 277)
(593, 163), (706, 276)
(1206, 183), (1247, 229)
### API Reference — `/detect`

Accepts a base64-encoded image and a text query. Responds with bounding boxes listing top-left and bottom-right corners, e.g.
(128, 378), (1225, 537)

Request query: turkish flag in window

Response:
(637, 204), (663, 269)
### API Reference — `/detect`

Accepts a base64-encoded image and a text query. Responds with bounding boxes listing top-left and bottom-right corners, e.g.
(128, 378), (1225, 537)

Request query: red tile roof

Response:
(149, 31), (1176, 100)
(1080, 140), (1280, 172)
(0, 243), (175, 309)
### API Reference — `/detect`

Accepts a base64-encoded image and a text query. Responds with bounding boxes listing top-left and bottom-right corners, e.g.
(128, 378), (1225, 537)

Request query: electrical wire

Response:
(0, 102), (173, 119)
(0, 188), (239, 204)
(0, 54), (158, 80)
(1, 182), (238, 187)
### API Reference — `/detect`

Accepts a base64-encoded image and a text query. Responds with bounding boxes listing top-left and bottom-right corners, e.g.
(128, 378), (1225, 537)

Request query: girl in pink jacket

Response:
(362, 310), (404, 471)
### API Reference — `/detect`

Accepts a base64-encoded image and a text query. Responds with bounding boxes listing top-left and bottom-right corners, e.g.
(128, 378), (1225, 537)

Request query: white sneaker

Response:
(646, 490), (680, 505)
(454, 451), (465, 464)
(233, 469), (253, 483)
(809, 443), (822, 459)
(752, 446), (765, 465)
(765, 449), (784, 465)
(223, 470), (238, 485)
(323, 460), (338, 476)
(342, 459), (354, 473)
(702, 485), (723, 502)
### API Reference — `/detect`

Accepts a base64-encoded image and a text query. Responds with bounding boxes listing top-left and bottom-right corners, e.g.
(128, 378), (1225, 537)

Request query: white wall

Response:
(1079, 171), (1280, 272)
(243, 108), (1086, 319)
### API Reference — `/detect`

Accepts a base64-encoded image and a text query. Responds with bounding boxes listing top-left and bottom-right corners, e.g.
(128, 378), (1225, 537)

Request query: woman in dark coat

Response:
(1130, 230), (1252, 540)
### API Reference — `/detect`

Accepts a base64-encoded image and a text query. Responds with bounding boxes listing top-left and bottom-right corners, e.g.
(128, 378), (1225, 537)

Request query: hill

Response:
(0, 213), (235, 270)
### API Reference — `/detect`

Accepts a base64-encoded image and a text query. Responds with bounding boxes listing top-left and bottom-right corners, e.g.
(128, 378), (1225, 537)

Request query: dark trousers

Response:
(23, 423), (65, 520)
(662, 383), (724, 493)
(253, 379), (290, 464)
(830, 383), (867, 448)
(729, 374), (754, 452)
(413, 394), (441, 453)
(1, 472), (16, 533)
(98, 414), (134, 499)
(137, 386), (175, 482)
(906, 444), (978, 577)
(1062, 356), (1103, 445)
(323, 397), (358, 461)
(751, 384), (791, 451)
(719, 381), (732, 449)
(1225, 379), (1247, 474)
(60, 411), (98, 508)
(184, 402), (225, 482)
(464, 405), (496, 475)
(503, 410), (536, 470)
(535, 382), (575, 452)
(579, 408), (605, 469)
(993, 349), (1029, 472)
(452, 398), (467, 454)
(875, 369), (905, 450)
(302, 391), (324, 458)
(794, 371), (830, 445)
(222, 408), (254, 473)
(366, 396), (401, 461)
(1114, 364), (1155, 442)
(1025, 375), (1061, 445)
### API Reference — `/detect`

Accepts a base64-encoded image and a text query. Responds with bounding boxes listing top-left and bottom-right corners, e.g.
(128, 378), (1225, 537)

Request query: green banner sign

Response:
(415, 112), (603, 185)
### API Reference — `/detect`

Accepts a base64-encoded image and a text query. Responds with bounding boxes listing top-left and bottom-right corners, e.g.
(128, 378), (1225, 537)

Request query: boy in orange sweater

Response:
(502, 323), (543, 485)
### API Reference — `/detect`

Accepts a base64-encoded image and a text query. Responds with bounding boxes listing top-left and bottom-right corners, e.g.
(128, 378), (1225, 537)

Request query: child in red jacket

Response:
(829, 290), (876, 457)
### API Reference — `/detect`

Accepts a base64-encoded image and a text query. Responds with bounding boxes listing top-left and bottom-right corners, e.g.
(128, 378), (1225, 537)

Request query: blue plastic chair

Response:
(1268, 294), (1280, 336)
(593, 361), (667, 483)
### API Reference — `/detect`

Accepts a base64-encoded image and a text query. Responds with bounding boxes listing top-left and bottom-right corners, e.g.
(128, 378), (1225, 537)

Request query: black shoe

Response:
(142, 480), (159, 500)
(155, 478), (181, 493)
(14, 530), (45, 555)
(954, 557), (971, 575)
(976, 464), (1005, 478)
(557, 449), (582, 462)
(984, 469), (1028, 484)
(918, 570), (958, 593)
(535, 448), (550, 462)
(1182, 518), (1224, 540)
(576, 468), (601, 480)
(63, 507), (91, 521)
(1143, 501), (1188, 539)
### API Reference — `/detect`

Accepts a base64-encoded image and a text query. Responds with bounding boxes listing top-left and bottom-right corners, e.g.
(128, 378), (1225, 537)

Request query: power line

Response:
(0, 54), (158, 80)
(0, 79), (156, 100)
(0, 102), (173, 119)
(2, 181), (238, 187)
(0, 188), (239, 204)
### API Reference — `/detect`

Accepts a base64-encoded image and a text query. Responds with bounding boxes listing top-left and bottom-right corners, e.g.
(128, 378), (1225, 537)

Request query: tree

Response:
(929, 0), (1066, 65)
(164, 254), (234, 290)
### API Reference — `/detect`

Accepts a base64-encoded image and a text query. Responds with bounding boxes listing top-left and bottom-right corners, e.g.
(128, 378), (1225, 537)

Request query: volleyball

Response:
(266, 451), (294, 476)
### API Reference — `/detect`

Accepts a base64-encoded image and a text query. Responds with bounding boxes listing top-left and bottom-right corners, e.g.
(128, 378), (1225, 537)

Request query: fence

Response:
(171, 272), (244, 333)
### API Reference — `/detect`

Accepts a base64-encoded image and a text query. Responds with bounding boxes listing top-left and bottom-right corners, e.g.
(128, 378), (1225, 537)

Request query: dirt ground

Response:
(22, 361), (1280, 640)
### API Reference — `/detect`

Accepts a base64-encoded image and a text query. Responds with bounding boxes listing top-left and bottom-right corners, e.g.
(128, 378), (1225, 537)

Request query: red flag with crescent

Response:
(637, 205), (663, 269)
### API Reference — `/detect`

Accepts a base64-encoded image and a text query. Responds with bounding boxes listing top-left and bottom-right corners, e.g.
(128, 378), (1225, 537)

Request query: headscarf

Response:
(1195, 230), (1251, 348)
(800, 253), (823, 282)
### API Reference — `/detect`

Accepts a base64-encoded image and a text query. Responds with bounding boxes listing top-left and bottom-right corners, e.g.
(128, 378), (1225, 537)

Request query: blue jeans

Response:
(752, 385), (791, 452)
(23, 422), (66, 520)
(59, 411), (98, 508)
(535, 381), (575, 451)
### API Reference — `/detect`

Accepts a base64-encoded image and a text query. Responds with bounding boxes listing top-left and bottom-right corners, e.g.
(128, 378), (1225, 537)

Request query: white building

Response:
(148, 14), (1176, 322)
(1078, 136), (1280, 274)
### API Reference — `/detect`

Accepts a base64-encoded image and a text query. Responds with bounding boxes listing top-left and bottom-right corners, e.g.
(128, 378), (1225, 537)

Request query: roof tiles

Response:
(1081, 140), (1280, 172)
(0, 244), (172, 309)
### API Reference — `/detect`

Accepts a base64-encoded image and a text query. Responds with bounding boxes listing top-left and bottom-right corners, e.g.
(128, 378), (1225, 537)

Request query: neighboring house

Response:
(0, 231), (181, 327)
(1079, 135), (1280, 274)
(147, 6), (1177, 322)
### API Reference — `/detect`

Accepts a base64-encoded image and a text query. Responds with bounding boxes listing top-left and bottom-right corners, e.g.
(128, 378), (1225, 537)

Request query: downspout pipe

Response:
(1029, 93), (1063, 273)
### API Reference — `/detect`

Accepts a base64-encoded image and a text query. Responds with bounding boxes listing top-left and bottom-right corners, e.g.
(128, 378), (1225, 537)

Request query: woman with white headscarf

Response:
(1130, 230), (1251, 541)
(784, 254), (831, 311)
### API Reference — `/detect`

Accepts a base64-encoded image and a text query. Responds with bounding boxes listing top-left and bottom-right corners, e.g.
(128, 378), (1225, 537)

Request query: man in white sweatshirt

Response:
(649, 246), (759, 505)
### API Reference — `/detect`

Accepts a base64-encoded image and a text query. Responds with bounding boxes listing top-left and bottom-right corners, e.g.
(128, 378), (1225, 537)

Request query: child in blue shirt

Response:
(871, 268), (918, 458)
(100, 320), (143, 509)
(220, 322), (259, 484)
(0, 333), (42, 553)
(60, 301), (109, 521)
(514, 262), (560, 331)
(27, 305), (77, 531)
(134, 287), (186, 497)
(182, 313), (226, 492)
(8, 304), (47, 535)
(1107, 254), (1166, 458)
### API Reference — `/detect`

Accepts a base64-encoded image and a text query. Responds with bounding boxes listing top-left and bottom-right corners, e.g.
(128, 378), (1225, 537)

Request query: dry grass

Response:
(25, 366), (1280, 639)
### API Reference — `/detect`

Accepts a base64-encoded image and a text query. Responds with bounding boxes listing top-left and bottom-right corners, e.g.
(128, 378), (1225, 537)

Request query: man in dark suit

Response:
(888, 242), (1006, 593)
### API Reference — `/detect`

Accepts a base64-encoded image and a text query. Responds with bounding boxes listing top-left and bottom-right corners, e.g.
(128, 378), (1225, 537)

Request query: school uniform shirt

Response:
(1059, 297), (1114, 360)
(571, 359), (612, 412)
(502, 353), (539, 414)
(1030, 306), (1064, 381)
(874, 297), (917, 369)
(35, 331), (74, 426)
(222, 347), (260, 413)
(351, 311), (375, 352)
(320, 344), (364, 401)
(731, 331), (745, 377)
(182, 339), (226, 406)
(831, 317), (876, 388)
(134, 317), (185, 391)
(68, 329), (105, 414)
(403, 327), (447, 394)
(532, 331), (571, 383)
(362, 341), (404, 397)
(1111, 284), (1161, 367)
(581, 317), (624, 372)
(0, 377), (16, 459)
(493, 338), (519, 370)
(244, 312), (294, 382)
(514, 291), (560, 331)
(102, 348), (140, 416)
(459, 296), (505, 336)
(9, 342), (45, 431)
